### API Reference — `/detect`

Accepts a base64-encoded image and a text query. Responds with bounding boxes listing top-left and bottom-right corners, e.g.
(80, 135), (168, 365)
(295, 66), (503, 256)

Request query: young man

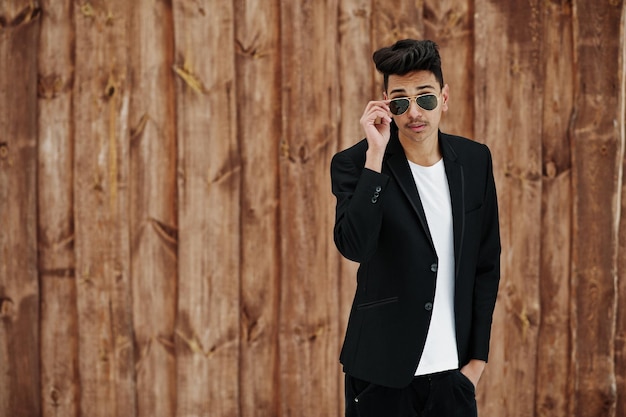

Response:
(331, 39), (501, 417)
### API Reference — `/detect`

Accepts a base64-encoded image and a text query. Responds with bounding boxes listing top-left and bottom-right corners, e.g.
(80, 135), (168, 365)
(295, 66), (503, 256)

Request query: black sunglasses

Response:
(389, 94), (439, 115)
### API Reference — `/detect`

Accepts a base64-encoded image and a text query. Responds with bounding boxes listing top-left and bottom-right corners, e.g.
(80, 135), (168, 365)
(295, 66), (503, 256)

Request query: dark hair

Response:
(372, 39), (444, 91)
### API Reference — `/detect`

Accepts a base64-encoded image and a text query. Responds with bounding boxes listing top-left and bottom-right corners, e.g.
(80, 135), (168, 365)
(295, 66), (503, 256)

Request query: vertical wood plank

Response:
(279, 0), (341, 415)
(337, 0), (372, 414)
(37, 1), (79, 416)
(73, 1), (136, 416)
(617, 4), (626, 416)
(234, 0), (281, 416)
(570, 1), (624, 416)
(128, 1), (178, 417)
(0, 2), (41, 417)
(474, 1), (543, 416)
(535, 2), (574, 416)
(338, 0), (373, 151)
(171, 1), (240, 416)
(424, 0), (474, 138)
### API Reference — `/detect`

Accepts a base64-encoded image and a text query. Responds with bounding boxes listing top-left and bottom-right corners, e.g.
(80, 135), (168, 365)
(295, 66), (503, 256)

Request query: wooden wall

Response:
(0, 0), (625, 416)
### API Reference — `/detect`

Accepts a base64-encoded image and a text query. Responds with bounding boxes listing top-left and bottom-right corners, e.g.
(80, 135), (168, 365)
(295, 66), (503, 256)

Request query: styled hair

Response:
(372, 39), (444, 91)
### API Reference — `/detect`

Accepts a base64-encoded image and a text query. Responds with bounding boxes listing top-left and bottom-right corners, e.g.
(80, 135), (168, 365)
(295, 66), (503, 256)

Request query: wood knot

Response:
(104, 74), (117, 99)
(0, 4), (41, 28)
(38, 74), (64, 99)
(0, 297), (14, 318)
(50, 387), (60, 405)
(299, 145), (308, 163)
(600, 145), (608, 156)
(545, 161), (557, 179)
(81, 3), (95, 18)
(0, 143), (8, 159)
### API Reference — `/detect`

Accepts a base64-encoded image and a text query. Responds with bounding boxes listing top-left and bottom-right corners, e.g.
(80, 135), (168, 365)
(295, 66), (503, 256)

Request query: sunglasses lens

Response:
(416, 95), (438, 111)
(389, 98), (410, 115)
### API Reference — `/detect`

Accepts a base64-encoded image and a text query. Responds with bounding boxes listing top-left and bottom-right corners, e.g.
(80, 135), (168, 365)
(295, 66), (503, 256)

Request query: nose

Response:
(408, 99), (423, 118)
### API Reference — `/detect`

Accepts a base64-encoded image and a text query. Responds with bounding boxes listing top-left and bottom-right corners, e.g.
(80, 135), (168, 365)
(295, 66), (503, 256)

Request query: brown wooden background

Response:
(1, 0), (625, 416)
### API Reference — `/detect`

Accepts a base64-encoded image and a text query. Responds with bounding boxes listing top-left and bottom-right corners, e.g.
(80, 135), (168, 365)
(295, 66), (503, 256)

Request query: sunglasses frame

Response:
(388, 93), (439, 115)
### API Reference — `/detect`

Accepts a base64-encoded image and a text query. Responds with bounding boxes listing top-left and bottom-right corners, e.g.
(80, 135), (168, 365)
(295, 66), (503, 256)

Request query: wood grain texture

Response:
(536, 2), (574, 416)
(37, 0), (78, 416)
(0, 2), (41, 416)
(371, 0), (424, 52)
(73, 1), (136, 416)
(617, 5), (626, 416)
(128, 1), (178, 417)
(570, 1), (624, 416)
(0, 1), (625, 416)
(172, 0), (240, 416)
(234, 0), (282, 416)
(474, 1), (543, 416)
(278, 0), (341, 415)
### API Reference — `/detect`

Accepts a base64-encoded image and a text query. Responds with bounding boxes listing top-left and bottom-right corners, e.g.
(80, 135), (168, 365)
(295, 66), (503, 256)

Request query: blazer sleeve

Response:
(330, 150), (390, 263)
(469, 145), (501, 362)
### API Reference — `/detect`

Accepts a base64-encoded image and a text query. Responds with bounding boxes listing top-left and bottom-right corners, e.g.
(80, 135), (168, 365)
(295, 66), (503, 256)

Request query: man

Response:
(331, 39), (501, 417)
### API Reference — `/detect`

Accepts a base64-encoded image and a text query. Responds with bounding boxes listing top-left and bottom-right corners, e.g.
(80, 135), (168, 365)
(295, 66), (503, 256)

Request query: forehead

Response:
(387, 71), (439, 95)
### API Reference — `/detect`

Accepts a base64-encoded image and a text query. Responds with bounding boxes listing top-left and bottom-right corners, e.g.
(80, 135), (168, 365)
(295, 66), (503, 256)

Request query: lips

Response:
(408, 122), (426, 132)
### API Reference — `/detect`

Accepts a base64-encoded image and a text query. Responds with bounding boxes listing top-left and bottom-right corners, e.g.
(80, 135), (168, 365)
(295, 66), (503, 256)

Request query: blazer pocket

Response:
(357, 296), (399, 310)
(465, 203), (483, 214)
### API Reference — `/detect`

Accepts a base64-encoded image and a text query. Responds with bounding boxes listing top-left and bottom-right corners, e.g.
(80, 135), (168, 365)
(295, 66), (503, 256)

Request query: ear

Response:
(441, 84), (450, 112)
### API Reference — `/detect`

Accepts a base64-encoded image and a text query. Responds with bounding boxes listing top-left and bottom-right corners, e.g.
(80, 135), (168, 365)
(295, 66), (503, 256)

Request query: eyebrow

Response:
(389, 84), (437, 96)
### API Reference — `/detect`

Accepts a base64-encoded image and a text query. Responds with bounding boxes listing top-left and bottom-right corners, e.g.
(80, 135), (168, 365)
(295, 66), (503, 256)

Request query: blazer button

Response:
(430, 263), (438, 272)
(424, 302), (433, 311)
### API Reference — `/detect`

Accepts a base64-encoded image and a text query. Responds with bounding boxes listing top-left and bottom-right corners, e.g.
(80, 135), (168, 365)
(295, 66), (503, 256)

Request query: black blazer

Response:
(331, 129), (501, 389)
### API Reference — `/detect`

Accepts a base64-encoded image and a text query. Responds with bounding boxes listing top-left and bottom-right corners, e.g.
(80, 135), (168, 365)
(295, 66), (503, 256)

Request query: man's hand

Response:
(360, 100), (392, 172)
(460, 359), (486, 389)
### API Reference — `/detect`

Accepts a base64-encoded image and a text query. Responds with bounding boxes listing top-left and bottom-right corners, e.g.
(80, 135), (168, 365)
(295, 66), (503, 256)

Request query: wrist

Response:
(467, 359), (486, 368)
(365, 149), (385, 172)
(461, 360), (486, 387)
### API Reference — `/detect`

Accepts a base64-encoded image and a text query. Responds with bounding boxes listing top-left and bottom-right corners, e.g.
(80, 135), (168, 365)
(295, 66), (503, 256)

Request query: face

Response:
(384, 70), (449, 149)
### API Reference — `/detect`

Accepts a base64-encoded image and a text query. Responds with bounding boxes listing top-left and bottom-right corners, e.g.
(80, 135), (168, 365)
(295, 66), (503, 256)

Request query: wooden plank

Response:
(474, 1), (543, 416)
(234, 1), (281, 416)
(570, 1), (624, 416)
(0, 2), (41, 417)
(128, 2), (177, 417)
(338, 0), (372, 153)
(424, 0), (474, 138)
(37, 1), (79, 416)
(337, 0), (372, 414)
(279, 0), (341, 415)
(371, 0), (424, 54)
(73, 2), (136, 416)
(535, 2), (575, 416)
(618, 5), (626, 416)
(171, 1), (240, 416)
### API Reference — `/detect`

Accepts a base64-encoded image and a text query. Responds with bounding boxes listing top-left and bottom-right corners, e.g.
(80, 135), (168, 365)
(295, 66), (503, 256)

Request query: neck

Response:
(399, 133), (442, 167)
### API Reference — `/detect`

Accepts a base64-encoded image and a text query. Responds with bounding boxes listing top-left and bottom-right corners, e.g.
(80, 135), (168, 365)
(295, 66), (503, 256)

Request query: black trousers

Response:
(345, 370), (477, 417)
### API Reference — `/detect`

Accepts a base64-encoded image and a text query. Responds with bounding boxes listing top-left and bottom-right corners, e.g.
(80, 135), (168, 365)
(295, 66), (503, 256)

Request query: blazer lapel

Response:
(384, 132), (466, 276)
(440, 134), (465, 278)
(384, 135), (435, 250)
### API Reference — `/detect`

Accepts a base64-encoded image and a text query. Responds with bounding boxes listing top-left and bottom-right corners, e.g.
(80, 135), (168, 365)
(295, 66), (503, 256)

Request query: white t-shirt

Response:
(408, 158), (459, 375)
